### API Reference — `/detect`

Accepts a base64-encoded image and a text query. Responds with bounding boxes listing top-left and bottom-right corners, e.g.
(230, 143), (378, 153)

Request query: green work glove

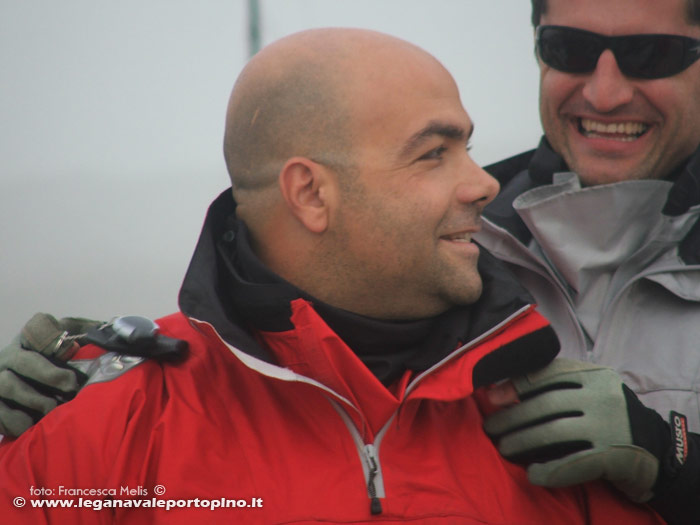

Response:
(0, 313), (98, 437)
(483, 358), (686, 503)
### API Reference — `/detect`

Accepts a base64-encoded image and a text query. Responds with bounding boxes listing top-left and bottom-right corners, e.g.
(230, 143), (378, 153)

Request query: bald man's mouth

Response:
(441, 232), (473, 243)
(439, 228), (481, 258)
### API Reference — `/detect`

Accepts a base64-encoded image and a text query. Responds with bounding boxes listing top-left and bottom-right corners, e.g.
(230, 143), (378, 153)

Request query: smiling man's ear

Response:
(278, 157), (336, 234)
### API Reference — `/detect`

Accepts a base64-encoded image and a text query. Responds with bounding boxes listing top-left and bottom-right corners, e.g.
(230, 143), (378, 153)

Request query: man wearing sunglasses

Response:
(477, 0), (700, 523)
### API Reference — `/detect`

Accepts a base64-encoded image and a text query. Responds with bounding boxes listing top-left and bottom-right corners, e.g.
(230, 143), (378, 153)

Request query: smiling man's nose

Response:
(582, 50), (635, 112)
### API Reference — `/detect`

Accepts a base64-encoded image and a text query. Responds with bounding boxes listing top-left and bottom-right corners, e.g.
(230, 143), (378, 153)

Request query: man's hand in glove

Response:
(483, 358), (688, 504)
(0, 313), (100, 438)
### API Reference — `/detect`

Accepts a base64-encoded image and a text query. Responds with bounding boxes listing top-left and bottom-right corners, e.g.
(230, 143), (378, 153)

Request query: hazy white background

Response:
(1, 1), (542, 336)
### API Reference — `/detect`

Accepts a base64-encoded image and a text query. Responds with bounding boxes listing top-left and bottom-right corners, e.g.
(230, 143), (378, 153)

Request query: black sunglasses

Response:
(536, 25), (700, 79)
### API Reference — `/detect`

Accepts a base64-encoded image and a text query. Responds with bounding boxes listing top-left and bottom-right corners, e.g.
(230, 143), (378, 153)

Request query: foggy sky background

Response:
(0, 1), (542, 337)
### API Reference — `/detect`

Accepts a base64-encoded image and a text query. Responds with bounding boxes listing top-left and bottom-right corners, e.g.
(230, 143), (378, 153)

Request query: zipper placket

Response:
(330, 400), (393, 516)
(363, 444), (383, 515)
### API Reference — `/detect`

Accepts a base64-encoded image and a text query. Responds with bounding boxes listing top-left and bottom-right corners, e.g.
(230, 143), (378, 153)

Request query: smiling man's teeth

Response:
(579, 118), (648, 141)
(445, 233), (471, 242)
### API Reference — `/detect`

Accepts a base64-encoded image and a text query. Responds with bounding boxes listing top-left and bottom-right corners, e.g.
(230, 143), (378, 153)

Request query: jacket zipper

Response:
(363, 444), (383, 515)
(329, 400), (391, 516)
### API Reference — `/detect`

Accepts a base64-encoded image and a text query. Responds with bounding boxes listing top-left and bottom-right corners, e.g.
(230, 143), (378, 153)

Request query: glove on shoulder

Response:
(483, 358), (686, 503)
(0, 313), (97, 437)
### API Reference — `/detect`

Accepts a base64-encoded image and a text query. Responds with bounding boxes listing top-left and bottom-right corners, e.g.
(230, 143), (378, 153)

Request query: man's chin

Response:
(441, 278), (483, 308)
(565, 148), (659, 186)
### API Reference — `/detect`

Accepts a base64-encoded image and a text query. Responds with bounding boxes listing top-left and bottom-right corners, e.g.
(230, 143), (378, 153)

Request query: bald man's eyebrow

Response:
(399, 121), (473, 160)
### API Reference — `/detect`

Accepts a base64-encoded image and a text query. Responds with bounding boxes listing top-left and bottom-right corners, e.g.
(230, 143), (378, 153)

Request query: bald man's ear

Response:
(278, 157), (335, 234)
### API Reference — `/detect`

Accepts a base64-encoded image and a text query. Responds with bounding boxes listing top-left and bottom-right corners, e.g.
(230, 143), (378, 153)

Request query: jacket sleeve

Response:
(648, 429), (700, 525)
(0, 357), (164, 525)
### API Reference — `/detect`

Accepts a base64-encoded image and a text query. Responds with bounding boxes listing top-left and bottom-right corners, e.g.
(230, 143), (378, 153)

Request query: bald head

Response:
(224, 30), (351, 194)
(223, 29), (444, 229)
(220, 28), (486, 319)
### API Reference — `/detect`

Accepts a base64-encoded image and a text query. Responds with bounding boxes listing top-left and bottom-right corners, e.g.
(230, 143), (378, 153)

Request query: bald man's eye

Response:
(418, 146), (447, 161)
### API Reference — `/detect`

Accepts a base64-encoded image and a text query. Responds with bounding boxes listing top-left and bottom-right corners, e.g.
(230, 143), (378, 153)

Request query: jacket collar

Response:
(484, 138), (700, 264)
(178, 190), (274, 363)
(516, 172), (700, 335)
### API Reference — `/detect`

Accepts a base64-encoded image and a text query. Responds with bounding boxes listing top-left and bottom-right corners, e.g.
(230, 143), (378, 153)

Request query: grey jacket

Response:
(479, 140), (700, 431)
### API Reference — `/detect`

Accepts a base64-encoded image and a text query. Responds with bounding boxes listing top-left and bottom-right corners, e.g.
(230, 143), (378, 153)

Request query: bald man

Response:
(0, 29), (665, 524)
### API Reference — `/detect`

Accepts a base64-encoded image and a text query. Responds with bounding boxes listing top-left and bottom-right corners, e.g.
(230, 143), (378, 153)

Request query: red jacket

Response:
(0, 306), (665, 524)
(0, 193), (665, 524)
